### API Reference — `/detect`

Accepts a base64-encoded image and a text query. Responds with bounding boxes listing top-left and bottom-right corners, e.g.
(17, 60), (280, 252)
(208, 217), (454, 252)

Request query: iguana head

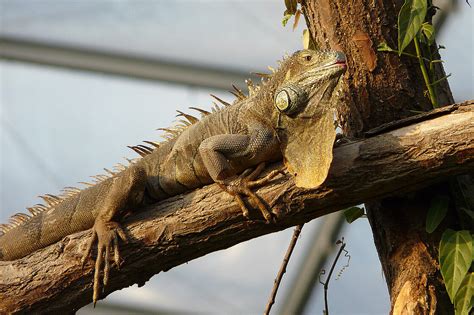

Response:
(273, 50), (346, 188)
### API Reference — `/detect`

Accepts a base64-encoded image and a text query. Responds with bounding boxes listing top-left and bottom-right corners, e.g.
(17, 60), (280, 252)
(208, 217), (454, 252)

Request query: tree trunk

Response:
(301, 0), (458, 313)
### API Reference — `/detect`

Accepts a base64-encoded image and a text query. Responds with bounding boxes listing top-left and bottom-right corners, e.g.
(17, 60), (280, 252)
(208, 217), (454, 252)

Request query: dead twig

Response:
(264, 224), (304, 315)
(319, 238), (348, 315)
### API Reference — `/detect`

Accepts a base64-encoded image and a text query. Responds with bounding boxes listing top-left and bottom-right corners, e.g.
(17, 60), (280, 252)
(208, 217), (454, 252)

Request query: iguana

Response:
(0, 49), (346, 305)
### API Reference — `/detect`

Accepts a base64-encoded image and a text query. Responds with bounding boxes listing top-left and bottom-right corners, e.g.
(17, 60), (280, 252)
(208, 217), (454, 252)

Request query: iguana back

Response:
(0, 90), (276, 260)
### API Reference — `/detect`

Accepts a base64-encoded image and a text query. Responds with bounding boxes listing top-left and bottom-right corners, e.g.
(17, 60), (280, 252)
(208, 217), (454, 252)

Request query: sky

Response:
(0, 1), (472, 314)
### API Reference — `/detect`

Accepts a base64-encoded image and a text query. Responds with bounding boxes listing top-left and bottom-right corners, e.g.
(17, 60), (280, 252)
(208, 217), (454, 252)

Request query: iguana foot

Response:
(219, 163), (282, 223)
(81, 220), (127, 306)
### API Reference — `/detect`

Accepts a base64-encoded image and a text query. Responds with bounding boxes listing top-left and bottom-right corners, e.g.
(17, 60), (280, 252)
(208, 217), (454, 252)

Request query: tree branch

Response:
(1, 102), (473, 313)
(264, 224), (304, 315)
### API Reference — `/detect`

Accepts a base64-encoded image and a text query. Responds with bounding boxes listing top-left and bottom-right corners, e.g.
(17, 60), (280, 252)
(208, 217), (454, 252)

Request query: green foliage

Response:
(377, 0), (448, 109)
(427, 189), (474, 313)
(398, 0), (427, 54)
(439, 230), (473, 303)
(377, 42), (397, 53)
(425, 195), (449, 233)
(282, 1), (315, 50)
(282, 13), (293, 27)
(343, 206), (365, 223)
(420, 22), (435, 45)
(455, 272), (474, 315)
(282, 0), (303, 30)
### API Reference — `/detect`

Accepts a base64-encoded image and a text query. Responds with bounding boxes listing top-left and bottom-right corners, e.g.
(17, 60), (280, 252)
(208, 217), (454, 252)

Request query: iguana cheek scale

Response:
(0, 50), (346, 305)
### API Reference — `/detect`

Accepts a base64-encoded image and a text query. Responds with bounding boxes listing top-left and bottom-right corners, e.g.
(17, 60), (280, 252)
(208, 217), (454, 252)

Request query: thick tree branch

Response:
(1, 102), (473, 313)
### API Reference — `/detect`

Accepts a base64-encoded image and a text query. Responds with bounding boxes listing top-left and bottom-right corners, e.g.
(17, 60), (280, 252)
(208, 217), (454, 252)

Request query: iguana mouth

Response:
(333, 60), (347, 69)
(323, 56), (347, 69)
(320, 52), (346, 69)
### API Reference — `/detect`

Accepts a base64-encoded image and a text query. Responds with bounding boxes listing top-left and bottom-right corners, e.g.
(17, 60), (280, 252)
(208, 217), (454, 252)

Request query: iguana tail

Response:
(0, 165), (127, 261)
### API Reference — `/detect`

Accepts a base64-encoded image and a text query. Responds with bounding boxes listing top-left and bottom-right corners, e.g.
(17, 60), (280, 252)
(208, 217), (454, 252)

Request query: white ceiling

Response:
(1, 0), (306, 71)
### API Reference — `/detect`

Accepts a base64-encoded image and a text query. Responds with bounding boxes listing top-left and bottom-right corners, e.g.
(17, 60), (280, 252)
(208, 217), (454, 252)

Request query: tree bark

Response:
(302, 0), (453, 135)
(0, 103), (473, 313)
(301, 0), (461, 313)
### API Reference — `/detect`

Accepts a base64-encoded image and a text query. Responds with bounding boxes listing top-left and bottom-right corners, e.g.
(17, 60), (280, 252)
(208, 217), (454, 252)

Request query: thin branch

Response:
(319, 239), (347, 315)
(264, 224), (304, 315)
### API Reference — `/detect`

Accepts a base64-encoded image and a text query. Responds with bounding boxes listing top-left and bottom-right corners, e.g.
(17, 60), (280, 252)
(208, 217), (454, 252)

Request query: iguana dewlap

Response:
(0, 49), (346, 305)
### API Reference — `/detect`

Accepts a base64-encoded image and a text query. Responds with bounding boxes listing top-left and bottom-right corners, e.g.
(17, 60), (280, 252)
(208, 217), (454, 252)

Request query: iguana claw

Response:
(219, 162), (282, 223)
(81, 220), (127, 306)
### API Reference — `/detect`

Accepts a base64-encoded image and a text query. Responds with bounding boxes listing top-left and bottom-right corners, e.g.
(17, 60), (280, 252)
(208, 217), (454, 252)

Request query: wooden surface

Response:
(0, 103), (473, 313)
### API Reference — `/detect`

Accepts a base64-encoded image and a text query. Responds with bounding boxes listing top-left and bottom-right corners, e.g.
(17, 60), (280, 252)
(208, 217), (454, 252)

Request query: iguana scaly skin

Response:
(0, 49), (346, 304)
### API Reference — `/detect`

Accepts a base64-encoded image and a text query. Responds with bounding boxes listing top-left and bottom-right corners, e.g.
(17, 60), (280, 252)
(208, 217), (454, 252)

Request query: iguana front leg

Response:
(81, 165), (146, 305)
(198, 129), (280, 222)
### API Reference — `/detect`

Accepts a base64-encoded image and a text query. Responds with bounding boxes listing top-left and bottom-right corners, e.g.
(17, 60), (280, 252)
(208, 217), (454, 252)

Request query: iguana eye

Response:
(275, 90), (290, 112)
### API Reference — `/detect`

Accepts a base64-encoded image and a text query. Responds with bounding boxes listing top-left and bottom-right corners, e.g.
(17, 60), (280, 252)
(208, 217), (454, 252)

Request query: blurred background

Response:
(0, 1), (472, 314)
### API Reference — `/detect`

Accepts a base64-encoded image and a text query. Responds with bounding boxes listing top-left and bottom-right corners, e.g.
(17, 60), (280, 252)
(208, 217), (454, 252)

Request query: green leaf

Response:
(398, 0), (427, 54)
(429, 74), (451, 87)
(439, 230), (473, 302)
(426, 195), (450, 233)
(377, 42), (398, 52)
(344, 206), (365, 223)
(282, 13), (293, 27)
(421, 22), (435, 45)
(454, 273), (474, 315)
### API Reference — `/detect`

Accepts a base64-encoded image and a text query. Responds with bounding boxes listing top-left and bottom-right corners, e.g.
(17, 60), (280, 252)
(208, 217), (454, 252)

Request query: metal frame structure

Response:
(0, 36), (258, 90)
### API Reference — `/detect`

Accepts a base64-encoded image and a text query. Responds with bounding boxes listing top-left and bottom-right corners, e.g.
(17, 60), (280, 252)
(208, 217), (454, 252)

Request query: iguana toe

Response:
(219, 163), (282, 223)
(82, 220), (127, 306)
